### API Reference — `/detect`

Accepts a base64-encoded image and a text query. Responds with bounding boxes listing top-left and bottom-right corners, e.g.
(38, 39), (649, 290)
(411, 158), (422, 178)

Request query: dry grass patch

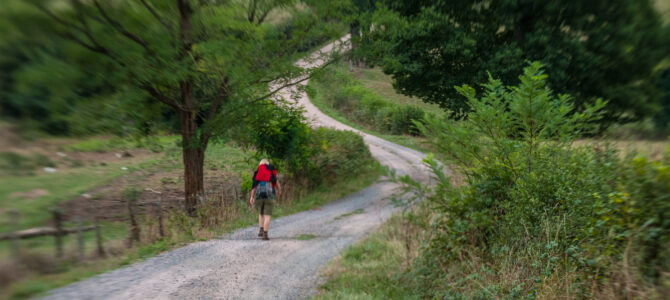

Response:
(574, 139), (669, 160)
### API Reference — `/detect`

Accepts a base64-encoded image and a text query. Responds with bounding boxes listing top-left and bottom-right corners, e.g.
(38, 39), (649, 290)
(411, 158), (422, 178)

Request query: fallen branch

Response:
(0, 225), (97, 240)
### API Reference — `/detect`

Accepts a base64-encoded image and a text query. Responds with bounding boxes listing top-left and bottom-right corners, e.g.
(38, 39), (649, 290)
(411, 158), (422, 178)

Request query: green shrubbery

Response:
(246, 102), (376, 189)
(398, 63), (670, 298)
(311, 65), (425, 135)
(304, 128), (375, 187)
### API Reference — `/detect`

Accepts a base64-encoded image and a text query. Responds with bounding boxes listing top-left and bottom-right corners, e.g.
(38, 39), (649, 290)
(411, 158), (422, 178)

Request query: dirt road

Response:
(42, 36), (432, 300)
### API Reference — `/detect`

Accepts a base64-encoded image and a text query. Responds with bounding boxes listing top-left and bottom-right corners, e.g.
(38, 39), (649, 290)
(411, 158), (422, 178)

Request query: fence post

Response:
(127, 195), (140, 247)
(8, 210), (21, 262)
(88, 197), (106, 257)
(146, 188), (165, 239)
(52, 209), (63, 258)
(76, 217), (84, 260)
(95, 223), (105, 257)
(157, 193), (165, 239)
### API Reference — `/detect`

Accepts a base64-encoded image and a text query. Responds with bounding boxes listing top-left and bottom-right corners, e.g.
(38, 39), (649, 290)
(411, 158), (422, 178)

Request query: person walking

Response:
(250, 159), (280, 240)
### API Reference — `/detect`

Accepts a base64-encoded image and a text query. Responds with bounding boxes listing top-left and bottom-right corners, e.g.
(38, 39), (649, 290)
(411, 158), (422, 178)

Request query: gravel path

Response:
(41, 36), (432, 300)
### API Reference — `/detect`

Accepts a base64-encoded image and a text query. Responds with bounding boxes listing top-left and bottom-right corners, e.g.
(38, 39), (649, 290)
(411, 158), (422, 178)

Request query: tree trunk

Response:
(177, 0), (203, 216)
(182, 145), (205, 215)
(180, 107), (205, 216)
(349, 20), (361, 68)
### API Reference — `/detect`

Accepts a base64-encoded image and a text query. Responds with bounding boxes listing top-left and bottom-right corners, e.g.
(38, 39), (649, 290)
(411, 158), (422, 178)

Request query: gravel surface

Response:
(42, 36), (432, 300)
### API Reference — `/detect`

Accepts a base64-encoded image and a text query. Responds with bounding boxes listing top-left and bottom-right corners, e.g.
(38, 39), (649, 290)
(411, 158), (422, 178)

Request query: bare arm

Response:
(249, 187), (256, 205)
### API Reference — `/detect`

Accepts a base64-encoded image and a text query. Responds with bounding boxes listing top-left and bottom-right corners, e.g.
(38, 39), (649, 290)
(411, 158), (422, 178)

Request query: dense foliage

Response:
(309, 64), (425, 135)
(242, 101), (376, 188)
(0, 1), (152, 135)
(0, 1), (345, 137)
(303, 128), (376, 187)
(396, 63), (670, 298)
(365, 0), (670, 124)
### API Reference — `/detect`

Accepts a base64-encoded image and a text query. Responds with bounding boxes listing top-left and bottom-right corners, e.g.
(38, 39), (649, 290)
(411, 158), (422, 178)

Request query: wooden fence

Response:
(2, 184), (247, 264)
(2, 210), (104, 261)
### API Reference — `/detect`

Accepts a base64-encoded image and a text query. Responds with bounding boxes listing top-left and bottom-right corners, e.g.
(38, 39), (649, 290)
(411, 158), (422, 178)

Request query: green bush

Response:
(389, 105), (424, 135)
(304, 128), (375, 187)
(398, 62), (669, 298)
(248, 103), (375, 188)
(249, 103), (313, 174)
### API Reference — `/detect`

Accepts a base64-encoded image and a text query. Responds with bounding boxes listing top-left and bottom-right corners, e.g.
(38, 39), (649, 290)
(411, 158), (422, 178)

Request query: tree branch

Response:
(247, 0), (257, 23)
(34, 4), (86, 32)
(138, 0), (174, 32)
(92, 0), (155, 55)
(142, 84), (181, 110)
(250, 73), (310, 103)
(36, 3), (130, 68)
(206, 77), (230, 122)
(62, 32), (117, 61)
(248, 49), (342, 103)
(256, 8), (272, 25)
(199, 77), (229, 146)
(71, 0), (110, 53)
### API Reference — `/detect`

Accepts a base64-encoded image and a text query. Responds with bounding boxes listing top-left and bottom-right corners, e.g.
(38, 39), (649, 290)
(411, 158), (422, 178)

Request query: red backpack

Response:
(256, 164), (276, 183)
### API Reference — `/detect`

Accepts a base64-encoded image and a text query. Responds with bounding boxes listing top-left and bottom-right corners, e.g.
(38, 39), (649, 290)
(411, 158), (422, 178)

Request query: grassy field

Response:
(0, 157), (163, 231)
(307, 73), (434, 154)
(352, 67), (445, 117)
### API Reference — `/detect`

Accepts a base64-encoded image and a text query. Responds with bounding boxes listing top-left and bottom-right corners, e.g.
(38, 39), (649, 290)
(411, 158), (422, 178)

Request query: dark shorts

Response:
(255, 196), (274, 216)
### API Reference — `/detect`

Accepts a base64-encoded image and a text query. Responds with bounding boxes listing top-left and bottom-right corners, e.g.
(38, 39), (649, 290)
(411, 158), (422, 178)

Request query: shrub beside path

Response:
(42, 36), (433, 300)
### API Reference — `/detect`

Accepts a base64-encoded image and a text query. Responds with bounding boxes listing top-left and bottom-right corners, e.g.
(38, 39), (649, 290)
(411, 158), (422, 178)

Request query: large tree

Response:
(367, 0), (670, 122)
(29, 0), (343, 214)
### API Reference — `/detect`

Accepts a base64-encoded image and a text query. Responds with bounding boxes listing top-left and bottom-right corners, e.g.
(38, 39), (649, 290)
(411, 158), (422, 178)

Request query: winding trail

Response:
(42, 36), (432, 300)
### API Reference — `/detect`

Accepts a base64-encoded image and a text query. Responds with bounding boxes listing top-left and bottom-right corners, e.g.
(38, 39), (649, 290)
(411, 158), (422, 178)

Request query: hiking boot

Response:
(262, 230), (270, 241)
(258, 227), (264, 237)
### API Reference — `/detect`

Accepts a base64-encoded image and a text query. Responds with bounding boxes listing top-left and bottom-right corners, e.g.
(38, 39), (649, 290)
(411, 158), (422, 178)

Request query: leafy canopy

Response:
(1, 0), (345, 138)
(367, 0), (669, 123)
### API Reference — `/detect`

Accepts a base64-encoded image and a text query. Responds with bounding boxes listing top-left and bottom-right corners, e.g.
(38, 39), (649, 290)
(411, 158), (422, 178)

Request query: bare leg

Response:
(258, 215), (264, 229)
(263, 215), (272, 231)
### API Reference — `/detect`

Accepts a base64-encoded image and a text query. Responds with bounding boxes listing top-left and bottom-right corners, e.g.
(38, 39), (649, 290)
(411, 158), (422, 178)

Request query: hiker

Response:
(249, 158), (281, 240)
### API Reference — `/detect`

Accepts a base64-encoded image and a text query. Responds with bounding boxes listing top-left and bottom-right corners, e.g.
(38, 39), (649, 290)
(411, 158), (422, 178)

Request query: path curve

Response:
(42, 36), (432, 300)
